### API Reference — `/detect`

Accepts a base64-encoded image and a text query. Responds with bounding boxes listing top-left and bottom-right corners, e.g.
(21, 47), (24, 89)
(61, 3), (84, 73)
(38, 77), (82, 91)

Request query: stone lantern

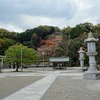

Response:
(78, 47), (85, 71)
(84, 31), (100, 79)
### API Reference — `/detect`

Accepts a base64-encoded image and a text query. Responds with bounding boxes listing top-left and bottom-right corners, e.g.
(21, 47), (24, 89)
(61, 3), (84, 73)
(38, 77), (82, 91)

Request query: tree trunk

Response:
(13, 63), (16, 69)
(16, 63), (19, 72)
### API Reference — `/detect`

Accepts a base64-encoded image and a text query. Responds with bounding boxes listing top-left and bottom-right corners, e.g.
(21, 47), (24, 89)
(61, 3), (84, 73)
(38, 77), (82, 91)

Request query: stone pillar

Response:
(78, 47), (85, 71)
(83, 31), (100, 79)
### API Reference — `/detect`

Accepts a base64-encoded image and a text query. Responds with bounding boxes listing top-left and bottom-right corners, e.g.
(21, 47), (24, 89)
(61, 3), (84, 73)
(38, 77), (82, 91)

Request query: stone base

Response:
(78, 69), (84, 72)
(83, 71), (100, 80)
(78, 68), (87, 72)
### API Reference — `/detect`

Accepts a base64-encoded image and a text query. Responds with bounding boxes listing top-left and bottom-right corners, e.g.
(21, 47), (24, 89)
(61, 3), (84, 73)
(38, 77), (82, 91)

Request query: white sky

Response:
(0, 0), (100, 32)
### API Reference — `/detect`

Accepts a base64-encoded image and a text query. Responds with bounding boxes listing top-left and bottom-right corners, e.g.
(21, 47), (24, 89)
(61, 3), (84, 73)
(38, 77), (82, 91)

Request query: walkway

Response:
(2, 70), (61, 100)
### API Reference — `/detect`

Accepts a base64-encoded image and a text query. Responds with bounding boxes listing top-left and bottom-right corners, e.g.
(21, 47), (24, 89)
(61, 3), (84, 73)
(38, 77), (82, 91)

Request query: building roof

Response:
(49, 57), (69, 62)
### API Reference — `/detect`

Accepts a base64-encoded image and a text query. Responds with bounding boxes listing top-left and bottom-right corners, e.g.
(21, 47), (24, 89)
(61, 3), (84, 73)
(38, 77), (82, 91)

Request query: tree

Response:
(0, 28), (10, 38)
(70, 25), (83, 39)
(58, 34), (68, 56)
(0, 38), (16, 55)
(61, 26), (71, 39)
(70, 22), (93, 39)
(53, 47), (65, 57)
(31, 33), (40, 49)
(19, 25), (60, 45)
(4, 44), (38, 71)
(68, 38), (82, 66)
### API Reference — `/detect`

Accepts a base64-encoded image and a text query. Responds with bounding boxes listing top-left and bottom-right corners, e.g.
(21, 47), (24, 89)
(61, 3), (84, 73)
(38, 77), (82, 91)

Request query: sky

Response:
(0, 0), (100, 32)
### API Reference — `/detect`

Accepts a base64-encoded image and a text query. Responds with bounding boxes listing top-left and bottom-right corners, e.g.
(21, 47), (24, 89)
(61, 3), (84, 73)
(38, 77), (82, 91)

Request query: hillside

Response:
(37, 32), (62, 58)
(0, 22), (100, 66)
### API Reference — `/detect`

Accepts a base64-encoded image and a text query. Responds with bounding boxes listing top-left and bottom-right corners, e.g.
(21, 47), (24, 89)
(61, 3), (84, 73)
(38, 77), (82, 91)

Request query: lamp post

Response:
(84, 31), (100, 79)
(42, 52), (44, 71)
(21, 48), (23, 72)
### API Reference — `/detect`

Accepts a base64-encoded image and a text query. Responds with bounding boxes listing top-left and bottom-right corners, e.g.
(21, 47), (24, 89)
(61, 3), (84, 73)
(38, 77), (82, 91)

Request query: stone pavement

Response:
(1, 67), (100, 100)
(0, 69), (61, 100)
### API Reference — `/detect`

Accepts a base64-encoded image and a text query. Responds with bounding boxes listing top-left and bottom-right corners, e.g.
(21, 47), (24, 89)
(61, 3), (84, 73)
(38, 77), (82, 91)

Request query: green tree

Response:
(68, 39), (82, 66)
(0, 38), (16, 55)
(53, 47), (65, 57)
(0, 28), (10, 38)
(70, 25), (83, 39)
(61, 26), (71, 39)
(31, 33), (40, 49)
(22, 41), (32, 48)
(19, 25), (60, 45)
(58, 34), (68, 56)
(4, 44), (38, 71)
(93, 24), (100, 37)
(70, 22), (93, 39)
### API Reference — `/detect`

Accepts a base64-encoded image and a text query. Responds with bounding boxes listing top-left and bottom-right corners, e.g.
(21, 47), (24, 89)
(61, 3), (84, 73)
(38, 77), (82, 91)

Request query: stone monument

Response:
(83, 31), (100, 79)
(78, 47), (85, 71)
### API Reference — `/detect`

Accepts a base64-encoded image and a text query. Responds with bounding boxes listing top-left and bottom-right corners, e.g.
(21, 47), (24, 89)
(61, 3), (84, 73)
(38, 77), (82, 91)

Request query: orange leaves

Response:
(37, 35), (62, 57)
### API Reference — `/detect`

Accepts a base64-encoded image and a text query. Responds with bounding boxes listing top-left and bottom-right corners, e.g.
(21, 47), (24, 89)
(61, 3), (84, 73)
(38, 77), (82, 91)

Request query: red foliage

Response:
(37, 35), (62, 57)
(40, 40), (46, 45)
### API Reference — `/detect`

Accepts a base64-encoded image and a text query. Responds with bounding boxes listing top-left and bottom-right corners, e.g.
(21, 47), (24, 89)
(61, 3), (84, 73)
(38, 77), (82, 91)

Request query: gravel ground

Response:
(0, 76), (43, 100)
(44, 76), (100, 100)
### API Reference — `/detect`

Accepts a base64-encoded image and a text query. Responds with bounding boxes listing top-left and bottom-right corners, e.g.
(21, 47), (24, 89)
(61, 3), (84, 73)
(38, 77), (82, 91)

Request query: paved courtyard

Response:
(0, 67), (100, 100)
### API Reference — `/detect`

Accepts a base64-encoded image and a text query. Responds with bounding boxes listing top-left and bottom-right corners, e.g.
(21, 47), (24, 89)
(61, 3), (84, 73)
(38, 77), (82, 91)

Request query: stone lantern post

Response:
(84, 31), (100, 79)
(78, 47), (85, 71)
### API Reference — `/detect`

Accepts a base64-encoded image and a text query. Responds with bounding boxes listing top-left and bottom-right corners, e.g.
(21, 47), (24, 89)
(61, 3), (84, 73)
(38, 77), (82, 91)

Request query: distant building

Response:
(49, 57), (69, 69)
